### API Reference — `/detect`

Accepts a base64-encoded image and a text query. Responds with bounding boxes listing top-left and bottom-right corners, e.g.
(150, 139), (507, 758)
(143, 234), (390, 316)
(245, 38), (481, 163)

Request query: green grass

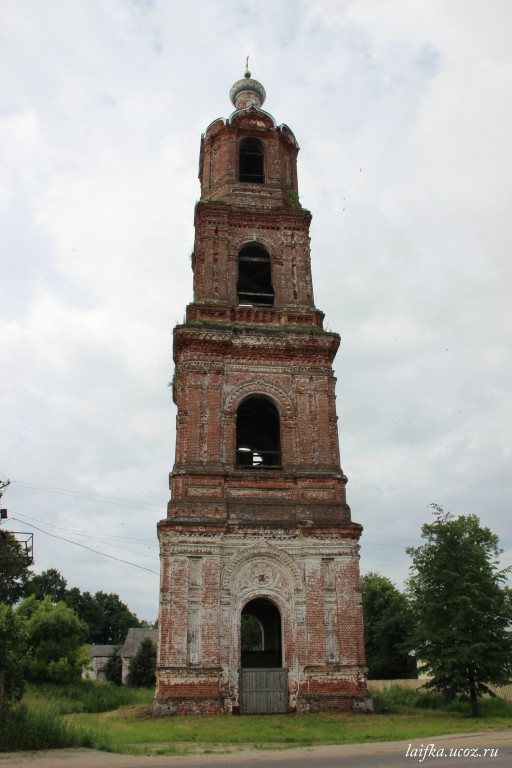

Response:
(3, 683), (511, 756)
(0, 703), (109, 753)
(24, 680), (152, 715)
(0, 681), (151, 753)
(371, 685), (512, 716)
(68, 707), (512, 756)
(67, 686), (512, 757)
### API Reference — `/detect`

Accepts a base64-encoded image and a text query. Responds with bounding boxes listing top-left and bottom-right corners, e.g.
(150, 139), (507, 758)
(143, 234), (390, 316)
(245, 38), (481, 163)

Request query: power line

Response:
(10, 511), (158, 562)
(12, 509), (157, 546)
(9, 517), (159, 576)
(6, 479), (425, 549)
(364, 533), (422, 545)
(10, 479), (164, 511)
(362, 540), (411, 549)
(17, 512), (155, 544)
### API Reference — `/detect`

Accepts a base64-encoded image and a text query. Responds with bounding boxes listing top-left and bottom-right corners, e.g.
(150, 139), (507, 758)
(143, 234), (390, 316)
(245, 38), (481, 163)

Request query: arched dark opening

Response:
(236, 397), (281, 469)
(239, 137), (264, 183)
(241, 598), (282, 668)
(237, 244), (274, 306)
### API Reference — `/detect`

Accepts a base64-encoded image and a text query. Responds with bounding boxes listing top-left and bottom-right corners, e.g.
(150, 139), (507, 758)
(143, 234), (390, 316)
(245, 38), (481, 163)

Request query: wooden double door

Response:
(239, 668), (288, 713)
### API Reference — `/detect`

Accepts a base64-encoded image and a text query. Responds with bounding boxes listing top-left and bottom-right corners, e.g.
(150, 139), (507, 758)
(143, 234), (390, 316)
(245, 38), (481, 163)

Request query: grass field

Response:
(69, 705), (512, 756)
(2, 682), (511, 756)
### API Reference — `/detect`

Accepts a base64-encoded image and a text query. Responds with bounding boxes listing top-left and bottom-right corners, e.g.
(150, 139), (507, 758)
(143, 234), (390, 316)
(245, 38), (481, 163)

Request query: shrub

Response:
(127, 638), (156, 687)
(25, 680), (150, 714)
(0, 604), (27, 718)
(105, 646), (122, 686)
(0, 703), (106, 752)
(18, 596), (90, 684)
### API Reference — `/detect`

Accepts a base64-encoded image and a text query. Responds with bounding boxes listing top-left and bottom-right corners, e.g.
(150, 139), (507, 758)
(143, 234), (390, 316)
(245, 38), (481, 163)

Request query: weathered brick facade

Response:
(153, 71), (372, 715)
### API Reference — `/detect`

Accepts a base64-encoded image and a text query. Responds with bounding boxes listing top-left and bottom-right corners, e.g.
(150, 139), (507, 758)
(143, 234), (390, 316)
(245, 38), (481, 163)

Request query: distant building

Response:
(121, 627), (158, 684)
(84, 644), (116, 682)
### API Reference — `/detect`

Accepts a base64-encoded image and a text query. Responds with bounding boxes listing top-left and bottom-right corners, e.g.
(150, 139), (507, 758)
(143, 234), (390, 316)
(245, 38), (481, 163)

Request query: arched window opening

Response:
(237, 244), (274, 306)
(241, 615), (263, 652)
(239, 137), (264, 183)
(241, 599), (282, 668)
(236, 397), (281, 469)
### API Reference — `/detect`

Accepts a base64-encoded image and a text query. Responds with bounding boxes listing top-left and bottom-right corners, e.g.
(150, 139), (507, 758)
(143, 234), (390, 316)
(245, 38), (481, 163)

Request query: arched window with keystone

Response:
(236, 397), (281, 469)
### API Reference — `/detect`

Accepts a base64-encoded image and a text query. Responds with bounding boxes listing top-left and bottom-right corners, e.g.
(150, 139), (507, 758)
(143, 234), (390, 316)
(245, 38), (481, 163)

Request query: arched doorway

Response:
(241, 598), (282, 668)
(239, 598), (288, 713)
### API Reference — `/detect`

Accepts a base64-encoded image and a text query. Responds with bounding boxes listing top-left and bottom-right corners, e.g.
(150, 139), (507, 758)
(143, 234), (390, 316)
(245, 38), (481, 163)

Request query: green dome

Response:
(230, 69), (266, 110)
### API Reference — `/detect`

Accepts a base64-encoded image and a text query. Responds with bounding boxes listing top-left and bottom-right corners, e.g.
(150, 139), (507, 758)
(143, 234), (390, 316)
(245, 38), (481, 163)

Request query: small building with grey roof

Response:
(120, 627), (158, 684)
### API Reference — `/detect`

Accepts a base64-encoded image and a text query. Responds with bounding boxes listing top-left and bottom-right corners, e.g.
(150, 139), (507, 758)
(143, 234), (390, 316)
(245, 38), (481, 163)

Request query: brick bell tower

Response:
(153, 69), (372, 715)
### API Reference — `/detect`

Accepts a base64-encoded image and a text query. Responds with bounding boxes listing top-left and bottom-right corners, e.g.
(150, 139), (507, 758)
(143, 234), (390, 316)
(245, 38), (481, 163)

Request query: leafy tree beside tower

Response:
(127, 637), (157, 687)
(407, 504), (512, 716)
(361, 572), (416, 679)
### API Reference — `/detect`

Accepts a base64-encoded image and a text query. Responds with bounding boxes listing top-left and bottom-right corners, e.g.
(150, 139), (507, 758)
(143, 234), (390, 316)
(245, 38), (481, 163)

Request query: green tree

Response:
(91, 591), (141, 644)
(0, 604), (27, 722)
(361, 572), (416, 679)
(0, 531), (33, 605)
(105, 646), (122, 686)
(64, 587), (104, 641)
(26, 568), (68, 602)
(25, 570), (142, 644)
(406, 505), (512, 716)
(17, 596), (91, 684)
(127, 638), (156, 687)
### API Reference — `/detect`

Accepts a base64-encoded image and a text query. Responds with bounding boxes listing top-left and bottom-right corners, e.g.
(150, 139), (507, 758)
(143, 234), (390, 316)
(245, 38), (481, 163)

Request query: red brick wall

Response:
(153, 98), (372, 716)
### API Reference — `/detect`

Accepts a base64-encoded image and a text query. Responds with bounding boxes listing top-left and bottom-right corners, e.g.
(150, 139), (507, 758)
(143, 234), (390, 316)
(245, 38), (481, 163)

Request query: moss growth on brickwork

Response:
(283, 189), (301, 207)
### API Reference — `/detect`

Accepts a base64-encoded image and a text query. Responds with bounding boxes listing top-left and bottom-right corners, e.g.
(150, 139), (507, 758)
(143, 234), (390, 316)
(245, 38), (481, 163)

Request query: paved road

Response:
(0, 731), (510, 768)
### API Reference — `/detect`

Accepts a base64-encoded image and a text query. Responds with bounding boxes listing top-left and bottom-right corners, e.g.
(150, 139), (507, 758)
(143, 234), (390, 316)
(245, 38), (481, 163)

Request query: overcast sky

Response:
(1, 0), (511, 621)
